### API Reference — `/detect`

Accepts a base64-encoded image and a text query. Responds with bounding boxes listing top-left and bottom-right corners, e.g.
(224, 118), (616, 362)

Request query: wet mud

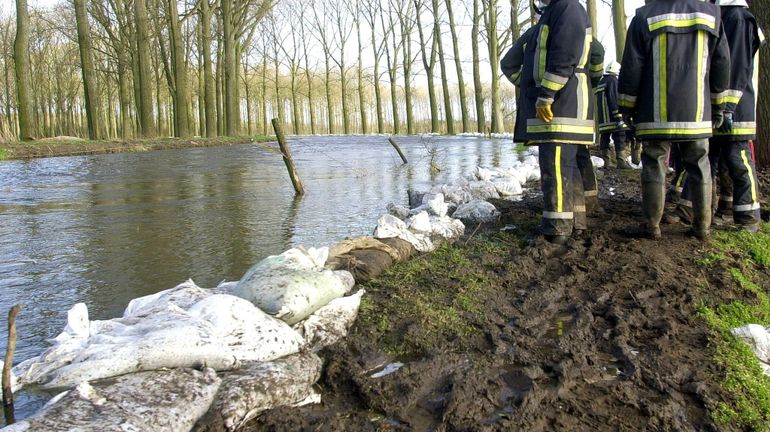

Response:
(248, 167), (770, 432)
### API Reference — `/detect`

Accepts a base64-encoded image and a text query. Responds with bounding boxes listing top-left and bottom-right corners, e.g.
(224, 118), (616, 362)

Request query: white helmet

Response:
(605, 61), (621, 76)
(716, 0), (748, 6)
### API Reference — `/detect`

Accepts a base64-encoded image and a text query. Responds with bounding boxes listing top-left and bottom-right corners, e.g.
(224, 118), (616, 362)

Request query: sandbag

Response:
(12, 287), (305, 390)
(452, 199), (501, 224)
(326, 249), (393, 282)
(377, 237), (416, 262)
(194, 352), (323, 432)
(327, 236), (402, 263)
(233, 248), (354, 325)
(2, 368), (220, 432)
(732, 324), (770, 374)
(295, 290), (365, 352)
(123, 279), (211, 318)
(373, 214), (434, 252)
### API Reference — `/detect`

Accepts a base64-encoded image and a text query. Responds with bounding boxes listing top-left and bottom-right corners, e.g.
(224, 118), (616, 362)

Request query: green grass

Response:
(358, 234), (513, 357)
(696, 222), (770, 430)
(0, 147), (7, 161)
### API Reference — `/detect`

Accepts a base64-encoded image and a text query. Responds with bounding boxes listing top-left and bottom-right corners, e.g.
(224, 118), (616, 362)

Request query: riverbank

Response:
(0, 135), (275, 160)
(249, 167), (770, 431)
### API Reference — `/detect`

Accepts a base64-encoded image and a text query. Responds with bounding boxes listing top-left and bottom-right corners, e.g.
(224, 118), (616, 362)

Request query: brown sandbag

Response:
(327, 249), (394, 283)
(376, 237), (417, 262)
(328, 236), (402, 262)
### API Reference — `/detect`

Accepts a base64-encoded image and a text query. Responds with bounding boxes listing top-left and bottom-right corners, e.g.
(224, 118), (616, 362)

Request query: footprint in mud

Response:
(482, 367), (534, 424)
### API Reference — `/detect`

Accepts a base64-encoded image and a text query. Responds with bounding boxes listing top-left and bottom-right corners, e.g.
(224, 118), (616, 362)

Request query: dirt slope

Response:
(248, 168), (770, 432)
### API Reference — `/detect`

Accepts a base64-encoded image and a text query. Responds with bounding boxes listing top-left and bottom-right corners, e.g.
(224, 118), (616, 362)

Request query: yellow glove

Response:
(535, 98), (554, 123)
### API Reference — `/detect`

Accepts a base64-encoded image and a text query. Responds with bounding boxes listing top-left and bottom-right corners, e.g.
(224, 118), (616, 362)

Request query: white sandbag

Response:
(429, 216), (466, 240)
(422, 192), (449, 217)
(407, 211), (433, 233)
(474, 167), (495, 182)
(2, 368), (220, 432)
(386, 202), (411, 219)
(187, 295), (305, 361)
(467, 181), (500, 200)
(124, 279), (211, 318)
(732, 324), (770, 363)
(233, 250), (353, 325)
(196, 352), (323, 432)
(374, 214), (435, 252)
(492, 177), (523, 196)
(452, 199), (501, 224)
(591, 155), (605, 169)
(294, 290), (365, 352)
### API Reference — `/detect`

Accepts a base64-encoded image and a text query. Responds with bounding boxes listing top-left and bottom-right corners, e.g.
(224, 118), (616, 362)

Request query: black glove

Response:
(718, 111), (733, 133)
(712, 110), (724, 130)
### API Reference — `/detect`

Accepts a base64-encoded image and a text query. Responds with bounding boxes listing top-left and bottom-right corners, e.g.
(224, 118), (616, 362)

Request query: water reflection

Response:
(0, 135), (519, 420)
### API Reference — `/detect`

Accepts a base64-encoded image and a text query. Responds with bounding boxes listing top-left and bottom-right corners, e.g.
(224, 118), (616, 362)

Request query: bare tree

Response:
(14, 0), (35, 140)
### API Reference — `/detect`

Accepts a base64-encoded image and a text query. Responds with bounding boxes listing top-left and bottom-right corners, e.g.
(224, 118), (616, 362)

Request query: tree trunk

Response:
(398, 4), (415, 135)
(200, 0), (217, 137)
(356, 17), (367, 135)
(434, 0), (454, 135)
(755, 0), (769, 167)
(445, 0), (469, 132)
(168, 0), (190, 138)
(74, 0), (101, 140)
(324, 57), (334, 134)
(14, 0), (34, 140)
(415, 0), (439, 133)
(135, 0), (156, 137)
(221, 0), (239, 135)
(487, 0), (502, 133)
(586, 0), (597, 39)
(612, 0), (627, 60)
(472, 0), (485, 133)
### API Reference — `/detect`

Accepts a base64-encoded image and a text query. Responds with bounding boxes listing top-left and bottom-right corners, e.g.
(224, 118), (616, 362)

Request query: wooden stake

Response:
(388, 137), (408, 164)
(3, 304), (21, 419)
(271, 118), (305, 196)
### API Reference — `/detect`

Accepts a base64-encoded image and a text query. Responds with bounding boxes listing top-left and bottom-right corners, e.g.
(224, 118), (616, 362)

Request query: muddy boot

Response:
(616, 149), (632, 169)
(631, 141), (642, 165)
(642, 181), (666, 239)
(690, 182), (712, 240)
(600, 149), (612, 169)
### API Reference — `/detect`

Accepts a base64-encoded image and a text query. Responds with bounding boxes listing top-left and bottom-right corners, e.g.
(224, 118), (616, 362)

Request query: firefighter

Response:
(595, 61), (632, 169)
(516, 0), (594, 244)
(619, 0), (730, 240)
(501, 24), (538, 146)
(579, 38), (605, 217)
(707, 0), (764, 231)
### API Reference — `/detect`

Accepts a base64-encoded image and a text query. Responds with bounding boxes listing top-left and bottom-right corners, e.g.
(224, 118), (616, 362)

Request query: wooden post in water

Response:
(271, 118), (305, 196)
(3, 305), (21, 425)
(388, 137), (408, 164)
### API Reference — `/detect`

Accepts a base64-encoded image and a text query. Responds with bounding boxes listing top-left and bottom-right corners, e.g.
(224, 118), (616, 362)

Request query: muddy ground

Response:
(248, 166), (770, 432)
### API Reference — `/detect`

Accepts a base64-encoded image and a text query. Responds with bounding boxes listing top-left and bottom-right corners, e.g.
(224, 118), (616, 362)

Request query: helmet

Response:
(715, 0), (748, 5)
(605, 61), (621, 75)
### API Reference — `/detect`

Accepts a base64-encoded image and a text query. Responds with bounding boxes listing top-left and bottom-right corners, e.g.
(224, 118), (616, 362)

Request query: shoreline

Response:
(0, 136), (276, 161)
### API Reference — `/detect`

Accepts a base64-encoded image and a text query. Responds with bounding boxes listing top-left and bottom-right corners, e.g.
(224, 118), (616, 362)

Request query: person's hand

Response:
(718, 111), (733, 133)
(535, 98), (554, 123)
(712, 110), (724, 130)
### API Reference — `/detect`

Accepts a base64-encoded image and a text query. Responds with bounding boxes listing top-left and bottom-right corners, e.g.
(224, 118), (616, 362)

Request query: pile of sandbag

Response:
(731, 324), (770, 374)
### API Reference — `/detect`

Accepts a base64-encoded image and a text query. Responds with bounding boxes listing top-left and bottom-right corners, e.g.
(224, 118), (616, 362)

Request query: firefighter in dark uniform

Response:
(707, 0), (764, 231)
(501, 25), (538, 145)
(619, 0), (730, 240)
(595, 61), (632, 169)
(516, 0), (594, 244)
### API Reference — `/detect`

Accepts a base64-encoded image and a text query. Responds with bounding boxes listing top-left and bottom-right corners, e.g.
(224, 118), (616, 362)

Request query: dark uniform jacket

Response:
(501, 26), (538, 143)
(588, 40), (605, 87)
(712, 5), (765, 143)
(618, 0), (730, 142)
(595, 73), (627, 133)
(517, 0), (594, 145)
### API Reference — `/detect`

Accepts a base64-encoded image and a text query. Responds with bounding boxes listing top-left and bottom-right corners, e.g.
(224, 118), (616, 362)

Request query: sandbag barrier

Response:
(0, 153), (542, 431)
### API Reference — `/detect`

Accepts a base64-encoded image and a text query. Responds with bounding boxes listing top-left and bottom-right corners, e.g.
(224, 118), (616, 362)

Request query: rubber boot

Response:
(642, 181), (665, 239)
(691, 182), (712, 240)
(631, 141), (642, 165)
(600, 149), (612, 169)
(616, 149), (632, 169)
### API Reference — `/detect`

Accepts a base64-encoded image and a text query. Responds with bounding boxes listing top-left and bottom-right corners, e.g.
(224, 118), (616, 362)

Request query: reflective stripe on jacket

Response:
(618, 0), (730, 142)
(519, 0), (594, 145)
(712, 6), (765, 142)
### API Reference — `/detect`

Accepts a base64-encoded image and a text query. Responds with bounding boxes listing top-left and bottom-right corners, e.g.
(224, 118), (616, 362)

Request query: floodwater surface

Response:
(0, 135), (520, 420)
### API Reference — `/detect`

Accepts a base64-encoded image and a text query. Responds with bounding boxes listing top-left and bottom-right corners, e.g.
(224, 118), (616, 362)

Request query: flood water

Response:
(0, 134), (521, 420)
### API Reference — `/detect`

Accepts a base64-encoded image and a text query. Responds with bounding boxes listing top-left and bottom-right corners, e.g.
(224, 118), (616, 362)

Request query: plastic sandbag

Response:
(233, 248), (354, 325)
(2, 368), (220, 432)
(124, 279), (211, 318)
(386, 202), (411, 219)
(452, 199), (501, 224)
(732, 324), (770, 374)
(492, 177), (523, 197)
(407, 211), (433, 233)
(295, 290), (365, 352)
(429, 215), (466, 239)
(467, 181), (501, 200)
(195, 352), (323, 432)
(591, 155), (605, 169)
(422, 192), (449, 217)
(373, 214), (435, 252)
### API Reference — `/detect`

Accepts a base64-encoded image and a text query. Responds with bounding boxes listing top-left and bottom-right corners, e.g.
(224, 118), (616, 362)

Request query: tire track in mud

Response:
(250, 170), (748, 432)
